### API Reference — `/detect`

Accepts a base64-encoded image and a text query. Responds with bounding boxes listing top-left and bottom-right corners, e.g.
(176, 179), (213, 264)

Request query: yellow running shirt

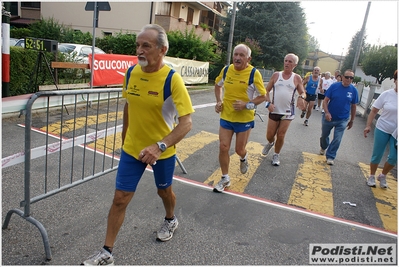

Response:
(215, 64), (266, 123)
(122, 64), (194, 160)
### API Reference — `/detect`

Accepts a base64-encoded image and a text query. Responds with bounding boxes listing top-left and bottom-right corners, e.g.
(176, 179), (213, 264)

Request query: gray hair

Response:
(234, 44), (252, 58)
(325, 71), (331, 76)
(140, 24), (169, 55)
(285, 53), (299, 64)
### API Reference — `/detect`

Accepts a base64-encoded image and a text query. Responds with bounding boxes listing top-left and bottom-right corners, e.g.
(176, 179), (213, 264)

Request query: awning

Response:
(188, 1), (225, 17)
(10, 17), (40, 26)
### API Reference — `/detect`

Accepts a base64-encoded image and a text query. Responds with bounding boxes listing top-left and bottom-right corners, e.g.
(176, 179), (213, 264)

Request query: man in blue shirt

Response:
(319, 69), (359, 165)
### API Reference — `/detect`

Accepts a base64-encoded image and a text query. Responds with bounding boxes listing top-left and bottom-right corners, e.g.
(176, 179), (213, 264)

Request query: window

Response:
(187, 7), (194, 24)
(21, 2), (41, 9)
(103, 32), (112, 36)
(305, 60), (310, 66)
(155, 2), (171, 16)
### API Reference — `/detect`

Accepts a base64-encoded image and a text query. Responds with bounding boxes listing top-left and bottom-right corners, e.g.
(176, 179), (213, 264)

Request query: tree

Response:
(308, 35), (320, 52)
(361, 45), (397, 84)
(167, 28), (219, 63)
(216, 2), (308, 70)
(340, 30), (367, 73)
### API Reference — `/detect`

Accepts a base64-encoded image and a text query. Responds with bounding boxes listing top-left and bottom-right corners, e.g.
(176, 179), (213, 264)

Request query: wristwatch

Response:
(156, 141), (167, 152)
(246, 102), (255, 110)
(265, 101), (270, 108)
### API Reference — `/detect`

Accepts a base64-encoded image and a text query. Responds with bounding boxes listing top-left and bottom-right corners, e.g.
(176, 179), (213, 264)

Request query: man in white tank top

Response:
(262, 53), (306, 166)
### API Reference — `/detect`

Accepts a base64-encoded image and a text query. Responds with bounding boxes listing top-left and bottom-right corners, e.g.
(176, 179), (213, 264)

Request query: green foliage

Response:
(361, 45), (397, 84)
(216, 2), (308, 70)
(340, 30), (367, 73)
(9, 47), (58, 95)
(10, 27), (32, 39)
(167, 28), (219, 62)
(308, 35), (320, 53)
(28, 17), (64, 41)
(96, 31), (137, 55)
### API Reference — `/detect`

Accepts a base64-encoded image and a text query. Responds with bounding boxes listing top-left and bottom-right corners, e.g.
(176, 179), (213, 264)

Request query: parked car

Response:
(58, 43), (106, 77)
(10, 38), (19, 46)
(58, 43), (105, 64)
(13, 38), (25, 47)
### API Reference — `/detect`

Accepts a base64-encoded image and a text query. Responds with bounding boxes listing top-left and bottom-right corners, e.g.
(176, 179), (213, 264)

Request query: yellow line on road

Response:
(40, 111), (123, 134)
(288, 152), (334, 216)
(176, 131), (219, 162)
(359, 162), (397, 232)
(86, 133), (122, 154)
(203, 141), (264, 193)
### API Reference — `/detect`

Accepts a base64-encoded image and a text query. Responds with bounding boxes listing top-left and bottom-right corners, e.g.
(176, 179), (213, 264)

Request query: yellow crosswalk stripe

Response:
(203, 141), (264, 193)
(287, 152), (334, 216)
(87, 133), (122, 154)
(176, 131), (219, 162)
(40, 111), (123, 134)
(358, 162), (397, 232)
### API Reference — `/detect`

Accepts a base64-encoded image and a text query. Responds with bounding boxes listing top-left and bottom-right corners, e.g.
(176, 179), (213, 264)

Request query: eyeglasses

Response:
(344, 76), (354, 80)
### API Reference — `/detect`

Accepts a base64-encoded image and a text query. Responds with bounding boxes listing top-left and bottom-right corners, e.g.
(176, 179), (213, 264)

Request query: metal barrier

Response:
(2, 89), (187, 260)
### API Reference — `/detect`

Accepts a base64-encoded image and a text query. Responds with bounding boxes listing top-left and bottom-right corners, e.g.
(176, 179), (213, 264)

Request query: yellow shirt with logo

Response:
(215, 64), (266, 123)
(122, 64), (194, 160)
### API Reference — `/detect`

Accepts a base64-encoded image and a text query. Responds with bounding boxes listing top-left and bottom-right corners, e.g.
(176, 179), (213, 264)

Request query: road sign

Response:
(85, 2), (111, 11)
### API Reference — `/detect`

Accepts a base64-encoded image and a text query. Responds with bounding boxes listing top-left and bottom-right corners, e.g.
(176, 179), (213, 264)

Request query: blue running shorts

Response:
(220, 118), (254, 133)
(116, 149), (176, 192)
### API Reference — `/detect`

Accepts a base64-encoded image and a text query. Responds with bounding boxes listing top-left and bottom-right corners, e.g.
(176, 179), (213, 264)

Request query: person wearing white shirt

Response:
(317, 72), (334, 112)
(364, 70), (397, 189)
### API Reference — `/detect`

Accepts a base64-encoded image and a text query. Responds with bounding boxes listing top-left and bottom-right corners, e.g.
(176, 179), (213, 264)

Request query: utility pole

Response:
(226, 2), (237, 65)
(2, 2), (11, 97)
(352, 1), (371, 74)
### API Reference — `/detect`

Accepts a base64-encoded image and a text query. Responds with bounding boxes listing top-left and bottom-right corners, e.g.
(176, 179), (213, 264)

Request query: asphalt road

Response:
(1, 88), (397, 265)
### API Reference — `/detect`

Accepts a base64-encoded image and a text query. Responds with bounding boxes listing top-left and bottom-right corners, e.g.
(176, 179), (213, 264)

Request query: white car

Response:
(58, 43), (106, 76)
(58, 43), (105, 64)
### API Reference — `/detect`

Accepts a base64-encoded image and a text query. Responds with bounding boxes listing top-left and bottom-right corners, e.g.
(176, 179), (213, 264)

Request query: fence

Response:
(1, 89), (188, 260)
(2, 89), (123, 260)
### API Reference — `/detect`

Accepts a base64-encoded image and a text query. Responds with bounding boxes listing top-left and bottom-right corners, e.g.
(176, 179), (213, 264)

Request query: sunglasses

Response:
(344, 76), (354, 80)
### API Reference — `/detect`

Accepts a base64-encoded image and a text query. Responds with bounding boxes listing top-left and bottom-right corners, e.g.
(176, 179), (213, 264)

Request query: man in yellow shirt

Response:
(83, 24), (194, 265)
(213, 44), (267, 192)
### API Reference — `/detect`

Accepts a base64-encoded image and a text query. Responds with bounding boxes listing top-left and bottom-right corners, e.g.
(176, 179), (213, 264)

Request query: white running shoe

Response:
(367, 176), (376, 187)
(213, 176), (231, 192)
(157, 216), (179, 241)
(326, 158), (334, 165)
(82, 248), (114, 265)
(377, 174), (388, 188)
(262, 142), (274, 156)
(271, 153), (280, 166)
(240, 158), (248, 174)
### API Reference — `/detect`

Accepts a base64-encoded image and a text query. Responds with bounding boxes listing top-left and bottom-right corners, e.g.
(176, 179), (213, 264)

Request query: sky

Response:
(300, 0), (398, 56)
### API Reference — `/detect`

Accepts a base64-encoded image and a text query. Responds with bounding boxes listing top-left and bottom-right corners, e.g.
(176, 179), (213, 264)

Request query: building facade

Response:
(9, 1), (229, 42)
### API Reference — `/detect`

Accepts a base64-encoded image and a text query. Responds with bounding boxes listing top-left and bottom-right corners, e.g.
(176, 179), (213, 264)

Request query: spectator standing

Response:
(319, 69), (359, 165)
(82, 24), (194, 265)
(300, 66), (321, 126)
(262, 53), (306, 166)
(316, 71), (334, 112)
(332, 70), (341, 82)
(364, 70), (397, 188)
(213, 44), (267, 192)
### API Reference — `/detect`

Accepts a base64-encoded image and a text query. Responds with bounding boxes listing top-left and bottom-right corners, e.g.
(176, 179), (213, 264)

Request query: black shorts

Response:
(318, 93), (325, 100)
(269, 113), (295, 121)
(305, 93), (317, 102)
